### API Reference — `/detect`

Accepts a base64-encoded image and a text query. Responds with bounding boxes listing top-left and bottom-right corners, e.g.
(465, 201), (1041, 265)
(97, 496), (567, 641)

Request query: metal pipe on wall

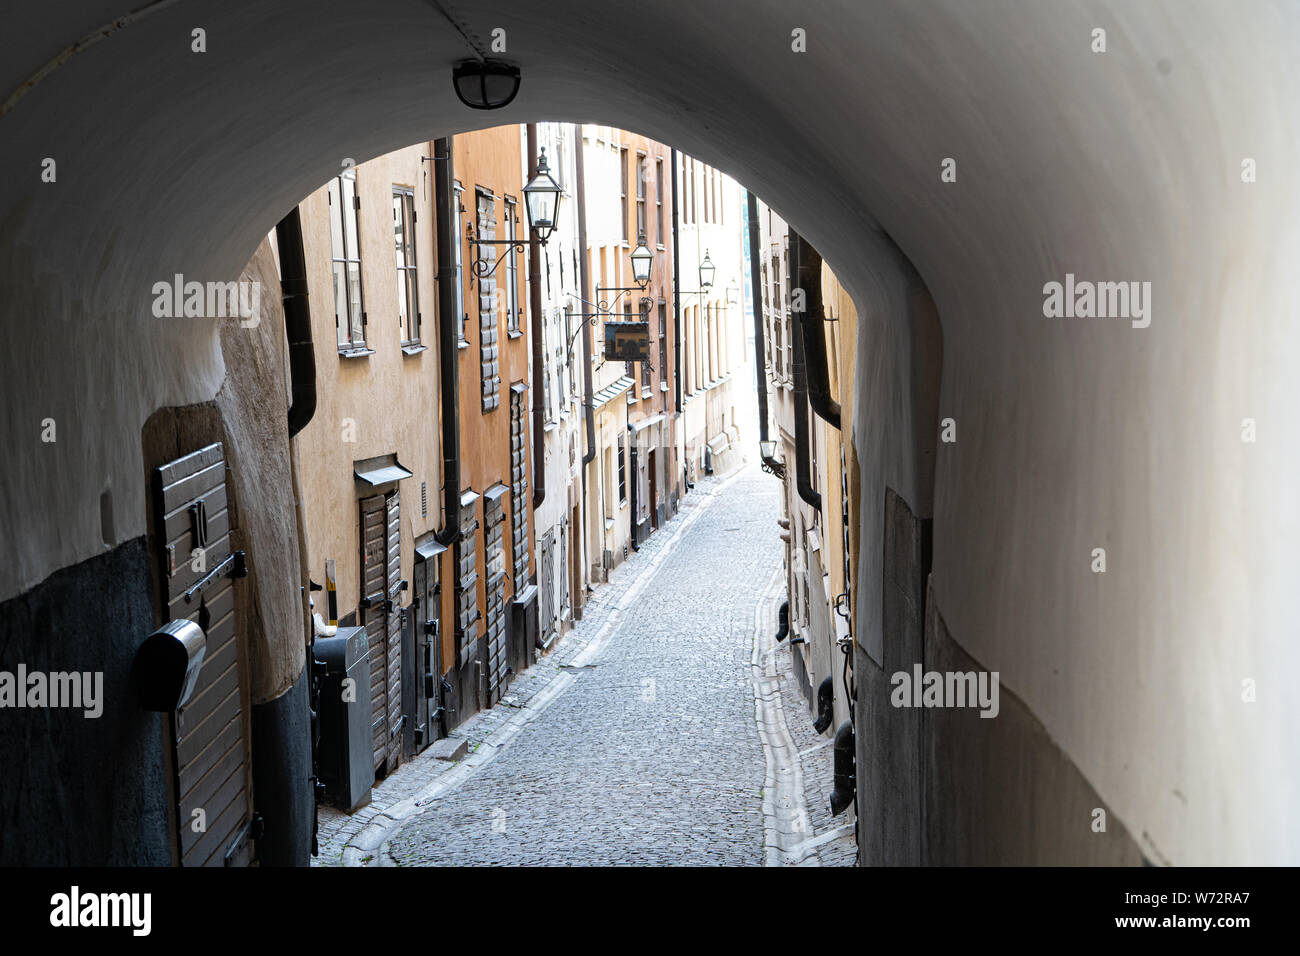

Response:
(746, 190), (768, 444)
(433, 137), (461, 545)
(577, 126), (596, 472)
(277, 208), (316, 439)
(791, 299), (823, 511)
(671, 148), (683, 418)
(527, 123), (546, 510)
(789, 229), (841, 431)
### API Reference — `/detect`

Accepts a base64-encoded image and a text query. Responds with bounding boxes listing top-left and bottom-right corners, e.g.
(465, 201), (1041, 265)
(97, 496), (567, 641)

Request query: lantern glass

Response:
(699, 250), (716, 289)
(524, 148), (562, 242)
(631, 233), (653, 286)
(760, 439), (777, 460)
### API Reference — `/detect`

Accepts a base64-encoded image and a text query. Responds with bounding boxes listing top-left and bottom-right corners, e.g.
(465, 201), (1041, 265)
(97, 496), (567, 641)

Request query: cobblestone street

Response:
(310, 463), (853, 866)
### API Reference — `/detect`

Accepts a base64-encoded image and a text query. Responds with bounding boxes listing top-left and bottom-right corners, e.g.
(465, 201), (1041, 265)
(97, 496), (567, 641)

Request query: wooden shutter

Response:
(152, 442), (254, 867)
(360, 491), (403, 775)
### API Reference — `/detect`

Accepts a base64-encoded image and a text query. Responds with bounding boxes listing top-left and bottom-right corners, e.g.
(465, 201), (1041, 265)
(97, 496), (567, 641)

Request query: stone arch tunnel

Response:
(1, 0), (1297, 866)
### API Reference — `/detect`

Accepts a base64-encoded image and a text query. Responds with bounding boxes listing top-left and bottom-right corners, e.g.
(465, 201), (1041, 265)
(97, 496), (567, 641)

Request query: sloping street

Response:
(309, 464), (853, 866)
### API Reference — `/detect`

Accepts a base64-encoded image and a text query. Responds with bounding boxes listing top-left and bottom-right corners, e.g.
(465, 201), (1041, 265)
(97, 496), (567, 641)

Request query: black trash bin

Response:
(314, 625), (374, 812)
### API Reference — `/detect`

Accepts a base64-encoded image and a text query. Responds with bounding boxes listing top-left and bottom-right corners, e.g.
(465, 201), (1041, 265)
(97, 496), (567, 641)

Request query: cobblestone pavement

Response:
(315, 462), (852, 866)
(771, 639), (858, 866)
(388, 464), (786, 865)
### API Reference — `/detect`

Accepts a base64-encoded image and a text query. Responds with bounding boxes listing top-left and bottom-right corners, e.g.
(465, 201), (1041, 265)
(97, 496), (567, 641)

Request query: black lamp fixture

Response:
(678, 249), (718, 300)
(760, 439), (786, 479)
(465, 144), (563, 288)
(630, 232), (654, 288)
(699, 250), (716, 289)
(452, 58), (521, 110)
(590, 230), (655, 313)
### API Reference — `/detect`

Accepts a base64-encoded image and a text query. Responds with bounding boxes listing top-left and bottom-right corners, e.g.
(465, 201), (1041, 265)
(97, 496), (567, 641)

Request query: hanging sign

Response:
(604, 321), (650, 363)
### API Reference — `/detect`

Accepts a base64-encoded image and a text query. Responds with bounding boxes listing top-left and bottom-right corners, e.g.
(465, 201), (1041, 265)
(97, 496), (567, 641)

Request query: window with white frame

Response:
(392, 186), (419, 345)
(505, 197), (520, 334)
(328, 168), (365, 349)
(453, 181), (467, 345)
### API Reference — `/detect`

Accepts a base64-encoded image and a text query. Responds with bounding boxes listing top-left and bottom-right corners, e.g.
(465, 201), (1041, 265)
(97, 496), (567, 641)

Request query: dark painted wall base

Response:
(0, 537), (172, 865)
(251, 663), (312, 866)
(856, 486), (1145, 865)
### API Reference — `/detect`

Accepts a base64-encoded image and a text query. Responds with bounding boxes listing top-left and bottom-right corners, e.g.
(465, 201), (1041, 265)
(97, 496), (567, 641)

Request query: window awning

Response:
(354, 454), (414, 486)
(629, 413), (665, 433)
(415, 537), (447, 561)
(484, 482), (509, 504)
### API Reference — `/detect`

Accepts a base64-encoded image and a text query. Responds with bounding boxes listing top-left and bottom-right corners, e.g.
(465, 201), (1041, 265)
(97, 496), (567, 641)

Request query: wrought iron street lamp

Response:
(591, 230), (655, 313)
(466, 147), (563, 288)
(630, 232), (654, 288)
(523, 148), (562, 243)
(759, 439), (786, 479)
(699, 250), (716, 289)
(678, 249), (718, 300)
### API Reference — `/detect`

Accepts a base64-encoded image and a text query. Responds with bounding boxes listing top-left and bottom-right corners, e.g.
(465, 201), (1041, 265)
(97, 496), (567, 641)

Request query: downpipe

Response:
(788, 229), (841, 430)
(747, 191), (770, 448)
(434, 137), (461, 546)
(277, 208), (316, 438)
(830, 719), (856, 816)
(527, 123), (546, 510)
(813, 675), (834, 734)
(790, 306), (822, 511)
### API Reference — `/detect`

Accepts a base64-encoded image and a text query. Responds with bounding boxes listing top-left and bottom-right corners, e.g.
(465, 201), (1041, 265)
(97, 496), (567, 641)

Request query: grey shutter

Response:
(152, 442), (254, 867)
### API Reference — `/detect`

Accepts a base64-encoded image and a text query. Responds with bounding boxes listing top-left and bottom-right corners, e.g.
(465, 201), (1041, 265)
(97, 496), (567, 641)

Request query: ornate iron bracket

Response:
(465, 220), (528, 290)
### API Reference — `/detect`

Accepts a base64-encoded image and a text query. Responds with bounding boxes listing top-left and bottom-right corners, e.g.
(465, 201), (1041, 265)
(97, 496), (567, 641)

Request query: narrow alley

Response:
(313, 465), (851, 866)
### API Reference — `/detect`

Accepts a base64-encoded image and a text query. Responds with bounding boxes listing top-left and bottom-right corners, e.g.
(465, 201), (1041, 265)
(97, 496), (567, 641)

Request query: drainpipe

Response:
(791, 298), (822, 511)
(830, 719), (856, 815)
(746, 190), (769, 447)
(527, 123), (546, 509)
(789, 229), (841, 430)
(434, 137), (461, 545)
(671, 149), (683, 417)
(575, 125), (595, 602)
(277, 208), (316, 438)
(577, 127), (595, 472)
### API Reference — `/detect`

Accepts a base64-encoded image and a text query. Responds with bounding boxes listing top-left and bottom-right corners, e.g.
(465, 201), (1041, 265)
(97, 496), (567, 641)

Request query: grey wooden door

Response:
(152, 441), (254, 866)
(360, 492), (402, 774)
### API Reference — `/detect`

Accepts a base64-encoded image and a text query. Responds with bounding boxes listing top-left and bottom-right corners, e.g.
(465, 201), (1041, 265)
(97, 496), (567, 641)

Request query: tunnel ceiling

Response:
(2, 0), (1298, 865)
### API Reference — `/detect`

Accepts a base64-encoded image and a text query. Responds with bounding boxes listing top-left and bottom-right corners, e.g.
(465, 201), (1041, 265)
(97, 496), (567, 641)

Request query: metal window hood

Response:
(354, 454), (414, 486)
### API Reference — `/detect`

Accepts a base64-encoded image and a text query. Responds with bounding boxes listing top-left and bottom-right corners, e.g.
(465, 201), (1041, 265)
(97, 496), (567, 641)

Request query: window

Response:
(510, 386), (529, 582)
(702, 165), (710, 224)
(620, 147), (629, 242)
(641, 300), (652, 395)
(477, 189), (501, 410)
(453, 181), (466, 345)
(655, 158), (664, 245)
(635, 152), (647, 239)
(624, 301), (635, 395)
(617, 433), (627, 504)
(772, 253), (784, 379)
(328, 168), (365, 349)
(604, 448), (615, 520)
(658, 301), (667, 391)
(504, 198), (520, 334)
(392, 186), (419, 345)
(688, 157), (696, 224)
